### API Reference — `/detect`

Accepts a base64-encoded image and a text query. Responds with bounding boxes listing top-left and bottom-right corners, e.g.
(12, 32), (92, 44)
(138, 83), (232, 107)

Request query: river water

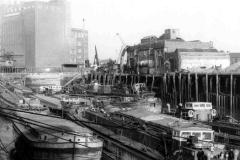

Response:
(0, 117), (16, 160)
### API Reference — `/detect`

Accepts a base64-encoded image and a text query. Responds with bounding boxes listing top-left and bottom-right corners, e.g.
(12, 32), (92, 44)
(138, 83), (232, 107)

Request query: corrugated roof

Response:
(177, 48), (218, 52)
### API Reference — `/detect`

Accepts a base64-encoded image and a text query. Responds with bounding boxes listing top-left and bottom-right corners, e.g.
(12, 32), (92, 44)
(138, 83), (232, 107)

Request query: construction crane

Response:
(116, 33), (126, 64)
(116, 33), (129, 73)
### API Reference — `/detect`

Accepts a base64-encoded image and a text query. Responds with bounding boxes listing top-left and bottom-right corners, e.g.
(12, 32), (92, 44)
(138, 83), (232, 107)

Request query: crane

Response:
(116, 33), (126, 64)
(116, 33), (129, 73)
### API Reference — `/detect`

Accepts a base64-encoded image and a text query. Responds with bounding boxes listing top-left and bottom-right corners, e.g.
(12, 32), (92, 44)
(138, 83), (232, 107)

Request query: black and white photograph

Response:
(0, 0), (240, 160)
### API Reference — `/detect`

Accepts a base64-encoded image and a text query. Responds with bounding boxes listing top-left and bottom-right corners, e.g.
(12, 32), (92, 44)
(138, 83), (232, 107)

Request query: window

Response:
(70, 58), (76, 64)
(192, 132), (201, 139)
(194, 104), (199, 107)
(78, 49), (81, 53)
(181, 132), (191, 138)
(77, 41), (81, 46)
(206, 104), (211, 107)
(200, 104), (205, 107)
(202, 132), (212, 140)
(78, 33), (82, 38)
(70, 49), (76, 55)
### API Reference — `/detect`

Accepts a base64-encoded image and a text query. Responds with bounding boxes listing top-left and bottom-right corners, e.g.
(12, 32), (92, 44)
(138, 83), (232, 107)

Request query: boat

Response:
(0, 85), (49, 115)
(13, 111), (103, 160)
(83, 105), (240, 160)
(0, 83), (104, 160)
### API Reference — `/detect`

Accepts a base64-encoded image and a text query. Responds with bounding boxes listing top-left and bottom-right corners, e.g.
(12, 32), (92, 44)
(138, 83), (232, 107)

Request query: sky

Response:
(2, 0), (240, 62)
(70, 0), (240, 62)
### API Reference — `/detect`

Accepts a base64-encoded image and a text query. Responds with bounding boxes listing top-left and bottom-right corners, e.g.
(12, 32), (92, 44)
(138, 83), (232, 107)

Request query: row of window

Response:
(128, 49), (164, 57)
(70, 48), (88, 54)
(70, 58), (85, 64)
(72, 32), (88, 38)
(6, 5), (61, 13)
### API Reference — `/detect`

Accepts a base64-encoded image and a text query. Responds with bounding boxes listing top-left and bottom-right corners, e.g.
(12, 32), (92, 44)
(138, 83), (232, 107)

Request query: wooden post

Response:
(98, 73), (101, 84)
(131, 76), (133, 86)
(206, 73), (208, 102)
(126, 75), (128, 85)
(107, 74), (110, 85)
(90, 72), (93, 83)
(163, 73), (167, 96)
(188, 73), (191, 101)
(173, 73), (176, 107)
(134, 75), (136, 84)
(145, 75), (148, 85)
(216, 74), (219, 113)
(230, 74), (233, 117)
(103, 74), (106, 85)
(109, 74), (111, 85)
(151, 75), (155, 91)
(195, 73), (198, 102)
(179, 73), (182, 103)
(95, 72), (97, 81)
(112, 74), (116, 85)
(119, 74), (122, 83)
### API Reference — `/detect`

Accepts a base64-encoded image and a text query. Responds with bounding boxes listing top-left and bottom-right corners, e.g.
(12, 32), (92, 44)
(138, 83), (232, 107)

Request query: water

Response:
(0, 117), (16, 160)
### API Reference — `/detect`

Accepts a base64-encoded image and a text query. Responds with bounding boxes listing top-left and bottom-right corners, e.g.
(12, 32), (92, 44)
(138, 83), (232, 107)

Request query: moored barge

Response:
(13, 112), (103, 160)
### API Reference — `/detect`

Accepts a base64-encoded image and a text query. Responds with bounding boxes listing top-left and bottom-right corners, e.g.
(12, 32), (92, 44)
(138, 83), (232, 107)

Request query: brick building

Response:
(0, 0), (88, 68)
(126, 29), (230, 73)
(70, 28), (88, 65)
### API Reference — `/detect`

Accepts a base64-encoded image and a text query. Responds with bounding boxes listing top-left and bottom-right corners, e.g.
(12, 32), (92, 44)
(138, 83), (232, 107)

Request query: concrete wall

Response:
(35, 1), (69, 67)
(1, 4), (25, 66)
(22, 3), (35, 67)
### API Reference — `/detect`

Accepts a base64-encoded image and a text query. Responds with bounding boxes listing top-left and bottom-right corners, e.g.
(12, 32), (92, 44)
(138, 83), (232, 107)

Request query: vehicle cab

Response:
(182, 102), (216, 121)
(172, 124), (239, 160)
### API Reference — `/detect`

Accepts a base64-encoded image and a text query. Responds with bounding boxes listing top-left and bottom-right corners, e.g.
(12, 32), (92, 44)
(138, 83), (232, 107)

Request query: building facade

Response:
(70, 28), (88, 65)
(0, 0), (79, 68)
(126, 29), (230, 73)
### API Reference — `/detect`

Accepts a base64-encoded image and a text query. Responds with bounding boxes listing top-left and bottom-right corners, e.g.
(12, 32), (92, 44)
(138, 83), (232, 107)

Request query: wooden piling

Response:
(195, 73), (198, 102)
(103, 74), (106, 85)
(126, 75), (128, 85)
(112, 74), (116, 85)
(173, 73), (177, 106)
(230, 74), (233, 117)
(163, 73), (167, 96)
(206, 74), (208, 102)
(90, 72), (93, 82)
(216, 74), (219, 113)
(131, 76), (133, 86)
(188, 73), (191, 101)
(145, 75), (148, 87)
(179, 73), (181, 103)
(151, 75), (155, 91)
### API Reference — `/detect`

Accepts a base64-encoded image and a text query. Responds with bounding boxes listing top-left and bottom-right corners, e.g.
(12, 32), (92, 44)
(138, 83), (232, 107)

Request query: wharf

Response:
(87, 72), (240, 120)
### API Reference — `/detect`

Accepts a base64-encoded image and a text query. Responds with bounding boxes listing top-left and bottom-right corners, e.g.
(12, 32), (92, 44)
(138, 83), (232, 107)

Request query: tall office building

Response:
(70, 28), (89, 65)
(0, 0), (75, 67)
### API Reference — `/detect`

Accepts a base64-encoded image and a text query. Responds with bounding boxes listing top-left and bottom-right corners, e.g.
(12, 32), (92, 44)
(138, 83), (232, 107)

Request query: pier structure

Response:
(88, 72), (240, 120)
